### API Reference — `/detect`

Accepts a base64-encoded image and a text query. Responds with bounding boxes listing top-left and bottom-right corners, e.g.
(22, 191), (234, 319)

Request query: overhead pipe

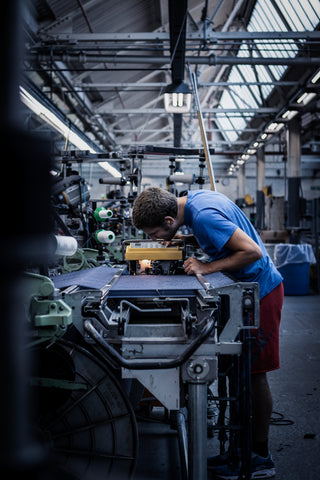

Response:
(33, 53), (320, 66)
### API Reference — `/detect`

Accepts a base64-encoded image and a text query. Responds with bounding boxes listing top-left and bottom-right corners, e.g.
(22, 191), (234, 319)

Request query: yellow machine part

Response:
(125, 243), (183, 261)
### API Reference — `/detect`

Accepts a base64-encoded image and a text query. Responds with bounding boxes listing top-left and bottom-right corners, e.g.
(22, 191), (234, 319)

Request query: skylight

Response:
(217, 0), (320, 143)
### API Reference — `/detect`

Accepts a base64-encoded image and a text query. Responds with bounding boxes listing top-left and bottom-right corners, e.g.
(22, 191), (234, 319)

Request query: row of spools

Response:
(93, 207), (116, 244)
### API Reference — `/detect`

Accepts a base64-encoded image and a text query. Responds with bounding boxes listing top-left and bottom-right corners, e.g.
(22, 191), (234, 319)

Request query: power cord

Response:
(270, 411), (294, 426)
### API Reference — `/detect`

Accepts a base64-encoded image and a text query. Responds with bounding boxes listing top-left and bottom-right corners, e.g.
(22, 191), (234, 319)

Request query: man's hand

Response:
(183, 228), (263, 276)
(160, 234), (198, 248)
(158, 238), (181, 247)
(183, 257), (210, 275)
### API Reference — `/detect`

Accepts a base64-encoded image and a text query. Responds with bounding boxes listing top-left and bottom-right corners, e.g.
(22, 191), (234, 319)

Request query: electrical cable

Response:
(270, 411), (294, 426)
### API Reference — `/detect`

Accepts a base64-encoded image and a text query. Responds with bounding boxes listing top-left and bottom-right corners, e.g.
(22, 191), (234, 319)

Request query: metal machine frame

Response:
(55, 266), (259, 480)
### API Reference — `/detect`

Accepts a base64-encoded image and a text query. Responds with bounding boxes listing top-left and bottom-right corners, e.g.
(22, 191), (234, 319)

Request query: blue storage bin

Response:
(278, 262), (310, 296)
(274, 244), (316, 296)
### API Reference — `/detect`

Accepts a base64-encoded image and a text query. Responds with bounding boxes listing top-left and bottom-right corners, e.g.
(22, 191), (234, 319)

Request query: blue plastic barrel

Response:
(278, 262), (310, 295)
(274, 244), (315, 296)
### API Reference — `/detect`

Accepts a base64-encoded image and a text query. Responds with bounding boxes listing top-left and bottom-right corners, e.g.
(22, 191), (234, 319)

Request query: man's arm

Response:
(183, 227), (263, 275)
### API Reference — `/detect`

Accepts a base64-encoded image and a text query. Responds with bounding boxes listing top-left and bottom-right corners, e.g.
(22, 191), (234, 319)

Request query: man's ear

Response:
(164, 216), (174, 225)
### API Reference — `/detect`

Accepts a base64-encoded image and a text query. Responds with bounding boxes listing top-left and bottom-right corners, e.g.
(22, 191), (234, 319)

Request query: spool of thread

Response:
(94, 207), (113, 221)
(99, 177), (127, 186)
(54, 235), (78, 256)
(95, 229), (115, 244)
(169, 174), (195, 184)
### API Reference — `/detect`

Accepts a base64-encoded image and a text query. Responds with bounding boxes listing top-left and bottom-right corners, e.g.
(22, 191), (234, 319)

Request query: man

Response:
(132, 187), (284, 479)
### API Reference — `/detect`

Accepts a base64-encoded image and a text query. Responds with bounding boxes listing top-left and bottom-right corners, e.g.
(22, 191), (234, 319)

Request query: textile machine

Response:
(26, 239), (260, 480)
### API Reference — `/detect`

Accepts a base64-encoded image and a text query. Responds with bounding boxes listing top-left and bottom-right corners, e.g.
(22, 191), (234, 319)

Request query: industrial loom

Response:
(26, 239), (260, 480)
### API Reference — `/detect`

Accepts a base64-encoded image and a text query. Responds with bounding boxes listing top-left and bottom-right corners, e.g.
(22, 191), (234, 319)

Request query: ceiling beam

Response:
(73, 81), (298, 88)
(38, 31), (320, 42)
(109, 128), (260, 133)
(97, 107), (278, 114)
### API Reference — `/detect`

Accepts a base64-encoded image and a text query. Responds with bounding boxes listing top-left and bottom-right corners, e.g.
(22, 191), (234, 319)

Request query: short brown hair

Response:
(132, 187), (178, 229)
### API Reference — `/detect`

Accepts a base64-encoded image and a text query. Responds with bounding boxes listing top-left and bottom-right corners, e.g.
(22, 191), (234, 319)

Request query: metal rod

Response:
(120, 298), (172, 316)
(176, 410), (189, 479)
(188, 382), (208, 480)
(84, 317), (214, 370)
(189, 67), (216, 191)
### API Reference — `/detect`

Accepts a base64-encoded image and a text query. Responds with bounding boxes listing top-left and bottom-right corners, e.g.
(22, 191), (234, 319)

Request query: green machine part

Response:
(94, 206), (113, 221)
(24, 272), (72, 347)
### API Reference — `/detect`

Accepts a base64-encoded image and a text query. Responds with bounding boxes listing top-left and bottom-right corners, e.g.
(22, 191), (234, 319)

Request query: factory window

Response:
(217, 0), (320, 143)
(275, 0), (319, 31)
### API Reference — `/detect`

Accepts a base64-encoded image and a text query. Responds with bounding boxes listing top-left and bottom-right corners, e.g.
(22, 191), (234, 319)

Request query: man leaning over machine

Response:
(132, 186), (283, 480)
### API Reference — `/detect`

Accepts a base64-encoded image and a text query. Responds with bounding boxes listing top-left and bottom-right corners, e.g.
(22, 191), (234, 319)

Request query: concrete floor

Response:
(133, 293), (320, 480)
(268, 294), (320, 480)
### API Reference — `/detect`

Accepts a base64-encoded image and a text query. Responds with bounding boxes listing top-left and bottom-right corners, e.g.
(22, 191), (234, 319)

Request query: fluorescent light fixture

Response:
(237, 159), (245, 165)
(311, 69), (320, 84)
(241, 154), (250, 161)
(281, 109), (298, 120)
(20, 86), (95, 151)
(260, 133), (268, 140)
(164, 82), (192, 113)
(266, 122), (284, 133)
(20, 86), (121, 177)
(247, 149), (257, 155)
(296, 91), (316, 105)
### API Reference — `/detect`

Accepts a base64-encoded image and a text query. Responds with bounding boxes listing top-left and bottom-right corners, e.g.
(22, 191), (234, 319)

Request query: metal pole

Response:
(188, 382), (208, 480)
(189, 67), (216, 191)
(238, 164), (245, 199)
(286, 117), (301, 229)
(176, 410), (189, 480)
(256, 146), (265, 230)
(312, 199), (320, 293)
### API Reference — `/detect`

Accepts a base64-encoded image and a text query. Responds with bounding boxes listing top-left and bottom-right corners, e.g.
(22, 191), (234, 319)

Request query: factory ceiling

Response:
(21, 0), (320, 186)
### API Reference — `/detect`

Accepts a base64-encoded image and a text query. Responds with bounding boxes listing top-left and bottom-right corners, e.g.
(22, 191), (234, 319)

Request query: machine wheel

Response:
(31, 340), (138, 480)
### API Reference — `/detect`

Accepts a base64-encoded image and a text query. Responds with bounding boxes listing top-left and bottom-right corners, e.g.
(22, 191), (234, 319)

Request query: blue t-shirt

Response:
(184, 190), (282, 299)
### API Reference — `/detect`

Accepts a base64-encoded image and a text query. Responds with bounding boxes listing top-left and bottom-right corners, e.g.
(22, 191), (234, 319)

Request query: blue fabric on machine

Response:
(52, 265), (121, 289)
(51, 264), (234, 294)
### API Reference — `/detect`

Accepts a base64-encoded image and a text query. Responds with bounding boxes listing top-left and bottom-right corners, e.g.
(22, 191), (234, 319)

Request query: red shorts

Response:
(251, 282), (284, 374)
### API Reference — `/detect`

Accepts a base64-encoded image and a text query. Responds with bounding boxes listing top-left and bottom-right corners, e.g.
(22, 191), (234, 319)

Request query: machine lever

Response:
(84, 317), (215, 370)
